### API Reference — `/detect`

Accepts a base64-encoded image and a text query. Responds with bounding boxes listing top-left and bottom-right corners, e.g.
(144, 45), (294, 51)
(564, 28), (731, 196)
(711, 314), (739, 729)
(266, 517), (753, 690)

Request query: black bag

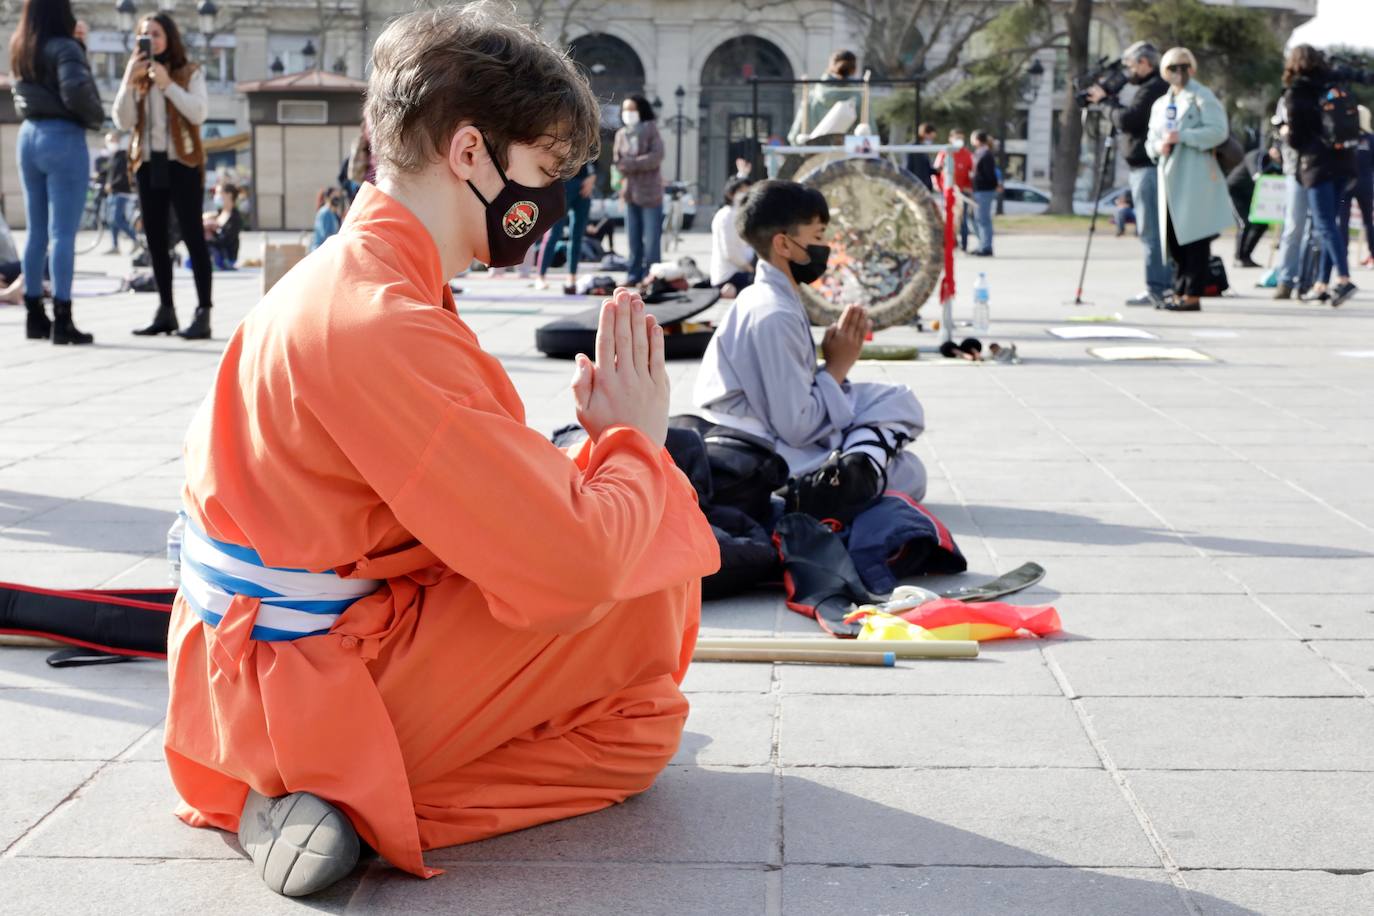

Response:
(1203, 255), (1230, 297)
(669, 416), (789, 530)
(1320, 85), (1361, 151)
(1213, 134), (1245, 174)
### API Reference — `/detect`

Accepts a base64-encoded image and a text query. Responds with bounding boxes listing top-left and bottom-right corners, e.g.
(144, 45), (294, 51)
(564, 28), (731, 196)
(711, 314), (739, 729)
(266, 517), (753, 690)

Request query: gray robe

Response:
(693, 260), (927, 500)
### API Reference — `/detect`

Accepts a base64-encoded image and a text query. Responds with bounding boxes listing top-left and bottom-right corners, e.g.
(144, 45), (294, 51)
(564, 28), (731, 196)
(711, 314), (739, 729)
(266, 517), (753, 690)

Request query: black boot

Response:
(23, 296), (51, 340)
(51, 300), (93, 345)
(132, 303), (179, 336)
(177, 306), (211, 340)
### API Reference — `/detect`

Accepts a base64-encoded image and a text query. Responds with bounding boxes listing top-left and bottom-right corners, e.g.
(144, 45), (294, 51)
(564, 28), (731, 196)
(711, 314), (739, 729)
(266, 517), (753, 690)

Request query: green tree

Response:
(1125, 0), (1283, 123)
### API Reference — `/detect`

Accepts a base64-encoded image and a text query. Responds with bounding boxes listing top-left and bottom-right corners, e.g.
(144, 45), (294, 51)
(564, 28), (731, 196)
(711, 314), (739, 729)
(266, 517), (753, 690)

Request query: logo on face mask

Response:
(502, 201), (539, 238)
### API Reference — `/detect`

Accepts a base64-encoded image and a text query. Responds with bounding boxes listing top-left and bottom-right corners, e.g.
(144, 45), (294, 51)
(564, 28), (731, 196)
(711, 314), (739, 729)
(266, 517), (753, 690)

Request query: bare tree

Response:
(740, 0), (1003, 83)
(521, 0), (608, 48)
(1048, 0), (1092, 213)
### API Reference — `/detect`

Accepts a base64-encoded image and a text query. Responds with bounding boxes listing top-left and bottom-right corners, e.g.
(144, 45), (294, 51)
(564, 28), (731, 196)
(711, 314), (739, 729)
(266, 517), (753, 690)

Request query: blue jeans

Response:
(972, 190), (996, 254)
(17, 119), (89, 301)
(1128, 166), (1172, 296)
(625, 203), (663, 283)
(1308, 179), (1350, 282)
(106, 192), (139, 249)
(539, 185), (592, 278)
(1276, 173), (1311, 286)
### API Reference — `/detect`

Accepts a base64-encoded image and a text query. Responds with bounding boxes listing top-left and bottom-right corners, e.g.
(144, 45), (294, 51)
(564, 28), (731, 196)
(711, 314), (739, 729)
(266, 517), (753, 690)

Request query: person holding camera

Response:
(1087, 41), (1171, 308)
(1145, 47), (1231, 312)
(1282, 45), (1358, 306)
(113, 11), (214, 339)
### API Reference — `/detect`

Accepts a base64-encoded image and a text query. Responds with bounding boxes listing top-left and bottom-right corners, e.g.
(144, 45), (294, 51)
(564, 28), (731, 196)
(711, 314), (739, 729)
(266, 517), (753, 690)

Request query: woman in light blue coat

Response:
(1146, 47), (1232, 311)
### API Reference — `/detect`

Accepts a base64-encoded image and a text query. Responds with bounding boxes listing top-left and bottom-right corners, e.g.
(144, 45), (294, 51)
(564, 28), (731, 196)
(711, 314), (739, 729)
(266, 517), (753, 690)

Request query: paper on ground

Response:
(1088, 345), (1214, 362)
(1049, 325), (1158, 340)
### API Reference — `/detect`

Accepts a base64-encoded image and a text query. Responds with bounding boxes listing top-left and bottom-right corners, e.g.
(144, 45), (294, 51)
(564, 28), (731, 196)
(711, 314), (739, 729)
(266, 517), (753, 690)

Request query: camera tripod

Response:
(1072, 113), (1119, 305)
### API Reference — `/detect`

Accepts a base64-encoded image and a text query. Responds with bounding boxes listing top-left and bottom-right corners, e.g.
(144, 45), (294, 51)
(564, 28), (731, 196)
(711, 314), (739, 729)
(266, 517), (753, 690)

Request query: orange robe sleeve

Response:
(302, 288), (720, 635)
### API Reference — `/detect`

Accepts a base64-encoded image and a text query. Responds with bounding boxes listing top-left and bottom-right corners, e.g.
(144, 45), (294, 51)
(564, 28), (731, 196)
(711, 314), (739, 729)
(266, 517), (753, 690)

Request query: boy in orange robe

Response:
(163, 4), (719, 897)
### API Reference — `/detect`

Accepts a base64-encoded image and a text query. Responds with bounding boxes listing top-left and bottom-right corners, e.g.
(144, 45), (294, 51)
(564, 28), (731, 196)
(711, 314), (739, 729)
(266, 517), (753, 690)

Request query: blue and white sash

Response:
(178, 515), (381, 641)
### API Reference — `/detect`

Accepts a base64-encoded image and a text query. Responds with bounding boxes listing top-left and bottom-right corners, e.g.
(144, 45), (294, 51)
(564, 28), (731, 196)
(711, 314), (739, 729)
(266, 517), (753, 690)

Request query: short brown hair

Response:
(829, 49), (857, 78)
(365, 2), (600, 179)
(1283, 44), (1325, 87)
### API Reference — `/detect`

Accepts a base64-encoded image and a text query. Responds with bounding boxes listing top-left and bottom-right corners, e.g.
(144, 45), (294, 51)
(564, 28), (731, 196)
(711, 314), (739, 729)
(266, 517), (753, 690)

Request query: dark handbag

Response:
(1213, 134), (1245, 174)
(1203, 255), (1229, 297)
(147, 151), (171, 190)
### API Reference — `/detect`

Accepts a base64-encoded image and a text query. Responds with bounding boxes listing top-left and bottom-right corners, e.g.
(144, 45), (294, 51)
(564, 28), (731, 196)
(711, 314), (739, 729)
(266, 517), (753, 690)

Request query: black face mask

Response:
(466, 139), (567, 268)
(786, 237), (830, 285)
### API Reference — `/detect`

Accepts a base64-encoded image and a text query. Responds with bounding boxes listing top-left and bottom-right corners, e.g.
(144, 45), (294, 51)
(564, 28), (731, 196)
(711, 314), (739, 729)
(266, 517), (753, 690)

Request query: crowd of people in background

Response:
(6, 0), (1369, 350)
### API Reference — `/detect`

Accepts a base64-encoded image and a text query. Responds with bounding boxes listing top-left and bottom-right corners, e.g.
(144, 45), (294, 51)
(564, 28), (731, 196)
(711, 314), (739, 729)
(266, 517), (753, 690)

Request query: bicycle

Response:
(76, 178), (143, 256)
(662, 181), (691, 253)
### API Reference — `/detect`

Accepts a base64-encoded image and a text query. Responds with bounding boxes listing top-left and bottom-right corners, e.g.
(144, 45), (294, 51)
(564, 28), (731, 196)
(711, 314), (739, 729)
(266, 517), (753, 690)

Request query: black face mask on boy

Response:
(784, 235), (831, 285)
(466, 137), (567, 268)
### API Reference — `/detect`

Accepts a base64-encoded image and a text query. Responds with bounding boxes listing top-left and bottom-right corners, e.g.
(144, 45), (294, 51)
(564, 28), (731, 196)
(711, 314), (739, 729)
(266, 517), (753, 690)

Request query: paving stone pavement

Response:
(1, 227), (1373, 915)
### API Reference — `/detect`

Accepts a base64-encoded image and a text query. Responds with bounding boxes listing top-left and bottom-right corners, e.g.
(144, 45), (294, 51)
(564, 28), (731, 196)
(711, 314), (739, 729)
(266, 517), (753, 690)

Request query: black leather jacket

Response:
(1108, 71), (1169, 169)
(11, 36), (105, 132)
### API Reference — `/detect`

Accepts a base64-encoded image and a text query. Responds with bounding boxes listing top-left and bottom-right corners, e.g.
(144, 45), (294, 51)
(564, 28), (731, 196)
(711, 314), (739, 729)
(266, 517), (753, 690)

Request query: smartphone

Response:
(137, 35), (152, 58)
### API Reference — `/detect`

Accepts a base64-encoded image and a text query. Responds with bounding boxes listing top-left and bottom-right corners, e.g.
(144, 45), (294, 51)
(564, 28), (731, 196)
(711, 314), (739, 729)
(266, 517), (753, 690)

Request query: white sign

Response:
(1249, 174), (1287, 225)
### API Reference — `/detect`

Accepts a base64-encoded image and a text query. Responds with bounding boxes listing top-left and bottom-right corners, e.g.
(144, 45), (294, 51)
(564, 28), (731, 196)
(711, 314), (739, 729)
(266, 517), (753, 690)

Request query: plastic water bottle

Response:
(972, 273), (990, 333)
(1165, 100), (1178, 134)
(166, 515), (185, 588)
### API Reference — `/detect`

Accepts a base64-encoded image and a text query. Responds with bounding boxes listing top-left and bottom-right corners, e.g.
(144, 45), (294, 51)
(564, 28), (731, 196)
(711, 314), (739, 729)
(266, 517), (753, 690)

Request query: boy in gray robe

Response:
(692, 180), (927, 518)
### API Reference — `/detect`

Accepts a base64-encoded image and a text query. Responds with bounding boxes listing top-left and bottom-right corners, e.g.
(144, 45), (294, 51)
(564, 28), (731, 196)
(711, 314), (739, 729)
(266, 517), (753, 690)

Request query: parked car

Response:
(999, 181), (1051, 214)
(1072, 185), (1132, 217)
(589, 187), (696, 230)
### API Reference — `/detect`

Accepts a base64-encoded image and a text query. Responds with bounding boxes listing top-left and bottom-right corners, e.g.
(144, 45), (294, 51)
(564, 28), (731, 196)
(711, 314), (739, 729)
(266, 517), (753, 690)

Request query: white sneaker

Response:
(1125, 291), (1155, 306)
(531, 278), (549, 290)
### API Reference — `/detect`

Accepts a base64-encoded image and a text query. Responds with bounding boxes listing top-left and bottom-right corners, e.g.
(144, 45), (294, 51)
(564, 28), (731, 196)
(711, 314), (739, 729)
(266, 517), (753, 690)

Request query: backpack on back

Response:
(1320, 85), (1361, 150)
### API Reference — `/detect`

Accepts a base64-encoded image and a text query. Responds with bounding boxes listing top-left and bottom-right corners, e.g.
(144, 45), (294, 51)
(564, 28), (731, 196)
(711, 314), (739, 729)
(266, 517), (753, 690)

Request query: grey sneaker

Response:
(239, 790), (360, 897)
(1273, 282), (1293, 300)
(1125, 291), (1155, 306)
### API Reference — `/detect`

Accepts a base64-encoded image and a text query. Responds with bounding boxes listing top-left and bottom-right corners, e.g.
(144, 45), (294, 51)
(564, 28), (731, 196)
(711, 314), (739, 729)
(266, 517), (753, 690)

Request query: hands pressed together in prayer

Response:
(821, 303), (871, 383)
(572, 288), (670, 448)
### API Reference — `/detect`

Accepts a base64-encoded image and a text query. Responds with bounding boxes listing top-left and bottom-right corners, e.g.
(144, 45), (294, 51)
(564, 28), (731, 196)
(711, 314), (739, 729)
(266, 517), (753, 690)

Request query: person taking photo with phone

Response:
(114, 11), (214, 339)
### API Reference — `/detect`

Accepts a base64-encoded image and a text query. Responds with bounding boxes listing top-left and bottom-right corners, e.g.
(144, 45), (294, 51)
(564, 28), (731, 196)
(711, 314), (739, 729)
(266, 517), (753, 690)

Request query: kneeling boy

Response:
(164, 4), (719, 898)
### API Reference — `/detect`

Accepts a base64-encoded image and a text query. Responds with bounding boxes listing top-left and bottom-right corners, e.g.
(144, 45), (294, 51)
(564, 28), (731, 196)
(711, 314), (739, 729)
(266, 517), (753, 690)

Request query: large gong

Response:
(795, 157), (943, 329)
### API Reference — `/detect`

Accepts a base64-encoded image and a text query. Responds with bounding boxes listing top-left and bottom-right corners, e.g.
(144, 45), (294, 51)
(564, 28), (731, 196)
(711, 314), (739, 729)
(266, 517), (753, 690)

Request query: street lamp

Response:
(270, 55), (285, 77)
(196, 0), (217, 69)
(116, 0), (138, 48)
(673, 85), (685, 183)
(197, 0), (217, 35)
(332, 57), (348, 76)
(995, 58), (1046, 214)
(302, 40), (317, 71)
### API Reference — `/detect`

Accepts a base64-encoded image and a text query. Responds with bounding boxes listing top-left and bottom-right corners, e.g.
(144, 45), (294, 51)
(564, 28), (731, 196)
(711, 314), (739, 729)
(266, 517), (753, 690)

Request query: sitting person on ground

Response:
(693, 179), (928, 522)
(1, 260), (24, 304)
(709, 175), (756, 298)
(1113, 190), (1136, 236)
(310, 187), (347, 251)
(162, 2), (718, 899)
(203, 182), (243, 270)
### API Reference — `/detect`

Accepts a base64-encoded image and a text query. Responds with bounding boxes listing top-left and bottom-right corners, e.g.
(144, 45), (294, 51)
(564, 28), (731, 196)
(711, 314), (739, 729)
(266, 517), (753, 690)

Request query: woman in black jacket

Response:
(8, 0), (104, 344)
(1283, 45), (1358, 306)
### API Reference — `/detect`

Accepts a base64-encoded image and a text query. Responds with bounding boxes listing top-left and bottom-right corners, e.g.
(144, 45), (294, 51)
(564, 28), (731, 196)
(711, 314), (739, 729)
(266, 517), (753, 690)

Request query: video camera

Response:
(1073, 56), (1130, 108)
(1327, 54), (1374, 87)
